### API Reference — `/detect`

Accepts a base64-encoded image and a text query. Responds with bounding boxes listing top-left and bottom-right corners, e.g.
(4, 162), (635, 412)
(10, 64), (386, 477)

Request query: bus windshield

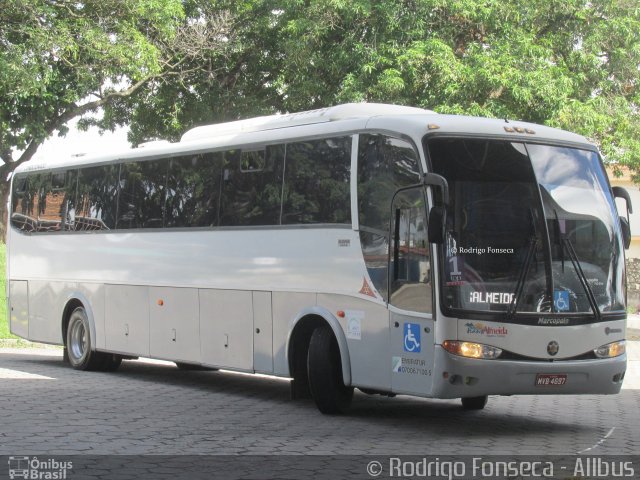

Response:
(426, 138), (625, 318)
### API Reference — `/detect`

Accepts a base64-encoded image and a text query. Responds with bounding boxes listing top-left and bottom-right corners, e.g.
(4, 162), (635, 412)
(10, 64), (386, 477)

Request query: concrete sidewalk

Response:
(627, 313), (640, 330)
(624, 314), (640, 389)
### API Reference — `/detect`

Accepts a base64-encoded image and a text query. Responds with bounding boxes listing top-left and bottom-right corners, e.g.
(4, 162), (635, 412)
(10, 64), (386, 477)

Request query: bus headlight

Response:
(442, 340), (502, 359)
(594, 340), (626, 358)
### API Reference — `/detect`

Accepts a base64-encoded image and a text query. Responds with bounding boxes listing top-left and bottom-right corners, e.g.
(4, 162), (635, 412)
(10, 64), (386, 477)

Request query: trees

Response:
(264, 0), (639, 171)
(102, 0), (639, 171)
(0, 0), (232, 235)
(2, 0), (639, 235)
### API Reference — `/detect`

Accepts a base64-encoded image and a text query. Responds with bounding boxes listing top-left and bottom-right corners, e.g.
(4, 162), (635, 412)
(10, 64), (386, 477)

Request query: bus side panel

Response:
(199, 289), (253, 371)
(82, 283), (107, 350)
(9, 280), (29, 338)
(317, 294), (391, 392)
(253, 291), (274, 374)
(272, 291), (317, 377)
(28, 280), (65, 344)
(149, 286), (200, 364)
(105, 285), (150, 356)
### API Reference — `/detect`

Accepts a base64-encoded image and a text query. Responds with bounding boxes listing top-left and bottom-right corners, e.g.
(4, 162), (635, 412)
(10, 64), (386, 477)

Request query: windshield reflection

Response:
(427, 138), (625, 320)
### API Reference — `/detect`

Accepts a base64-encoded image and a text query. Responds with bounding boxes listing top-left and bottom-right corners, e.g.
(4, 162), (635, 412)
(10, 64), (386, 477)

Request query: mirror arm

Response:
(423, 173), (449, 207)
(612, 186), (633, 216)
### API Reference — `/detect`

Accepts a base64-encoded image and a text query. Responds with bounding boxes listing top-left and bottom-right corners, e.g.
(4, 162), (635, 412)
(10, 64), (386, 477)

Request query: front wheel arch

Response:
(286, 307), (352, 386)
(62, 299), (120, 372)
(62, 294), (97, 352)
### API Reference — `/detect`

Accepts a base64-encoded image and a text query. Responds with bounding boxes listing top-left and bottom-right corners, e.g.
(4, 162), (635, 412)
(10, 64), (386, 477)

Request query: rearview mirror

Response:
(613, 186), (632, 250)
(620, 216), (631, 249)
(428, 206), (445, 244)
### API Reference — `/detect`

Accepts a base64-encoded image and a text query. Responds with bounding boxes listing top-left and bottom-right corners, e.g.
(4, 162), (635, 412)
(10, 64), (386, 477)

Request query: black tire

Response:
(307, 325), (353, 414)
(175, 362), (218, 371)
(101, 353), (123, 372)
(66, 306), (107, 371)
(461, 395), (488, 410)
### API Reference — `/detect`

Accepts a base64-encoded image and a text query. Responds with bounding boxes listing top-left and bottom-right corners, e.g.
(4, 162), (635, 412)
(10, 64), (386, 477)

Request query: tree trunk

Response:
(0, 174), (10, 243)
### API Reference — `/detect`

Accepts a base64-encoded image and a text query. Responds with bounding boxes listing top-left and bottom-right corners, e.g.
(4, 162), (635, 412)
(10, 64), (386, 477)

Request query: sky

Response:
(30, 118), (131, 164)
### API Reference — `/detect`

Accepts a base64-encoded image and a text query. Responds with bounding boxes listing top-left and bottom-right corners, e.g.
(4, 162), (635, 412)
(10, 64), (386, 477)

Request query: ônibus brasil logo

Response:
(8, 456), (73, 479)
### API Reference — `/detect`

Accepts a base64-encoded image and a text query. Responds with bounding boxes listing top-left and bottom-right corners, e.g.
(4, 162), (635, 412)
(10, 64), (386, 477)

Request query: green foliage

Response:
(2, 0), (640, 179)
(93, 0), (640, 176)
(0, 243), (12, 339)
(0, 0), (184, 161)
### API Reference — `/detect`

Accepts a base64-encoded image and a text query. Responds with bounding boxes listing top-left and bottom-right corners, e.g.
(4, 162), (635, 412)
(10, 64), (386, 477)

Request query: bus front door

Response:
(388, 188), (435, 396)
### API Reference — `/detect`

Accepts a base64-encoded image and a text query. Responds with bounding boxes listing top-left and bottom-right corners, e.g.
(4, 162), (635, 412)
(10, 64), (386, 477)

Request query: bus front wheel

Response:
(307, 325), (353, 414)
(461, 395), (488, 410)
(66, 306), (121, 371)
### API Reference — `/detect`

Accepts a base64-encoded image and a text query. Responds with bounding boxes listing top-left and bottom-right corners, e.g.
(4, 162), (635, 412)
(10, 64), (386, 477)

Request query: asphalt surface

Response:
(0, 341), (638, 458)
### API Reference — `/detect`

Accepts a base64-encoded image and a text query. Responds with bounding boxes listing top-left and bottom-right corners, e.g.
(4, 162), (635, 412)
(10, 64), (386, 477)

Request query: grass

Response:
(0, 243), (14, 339)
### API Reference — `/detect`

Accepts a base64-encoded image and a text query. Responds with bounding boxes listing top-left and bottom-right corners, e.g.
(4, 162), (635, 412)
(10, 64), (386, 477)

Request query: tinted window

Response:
(11, 171), (78, 232)
(11, 174), (40, 232)
(281, 137), (351, 225)
(358, 134), (421, 300)
(54, 170), (77, 231)
(165, 153), (222, 228)
(390, 188), (431, 313)
(220, 147), (285, 226)
(76, 165), (119, 230)
(34, 173), (60, 231)
(358, 134), (421, 232)
(117, 160), (168, 229)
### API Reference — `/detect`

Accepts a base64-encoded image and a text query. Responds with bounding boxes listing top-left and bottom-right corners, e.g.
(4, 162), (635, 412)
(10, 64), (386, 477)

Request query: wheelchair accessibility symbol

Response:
(554, 290), (570, 312)
(403, 323), (421, 353)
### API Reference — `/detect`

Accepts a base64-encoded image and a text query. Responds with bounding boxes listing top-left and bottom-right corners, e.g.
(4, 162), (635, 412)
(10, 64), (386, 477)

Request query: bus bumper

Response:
(431, 345), (627, 399)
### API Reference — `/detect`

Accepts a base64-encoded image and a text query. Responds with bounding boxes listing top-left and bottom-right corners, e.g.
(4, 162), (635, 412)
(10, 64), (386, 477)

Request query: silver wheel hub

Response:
(68, 310), (89, 364)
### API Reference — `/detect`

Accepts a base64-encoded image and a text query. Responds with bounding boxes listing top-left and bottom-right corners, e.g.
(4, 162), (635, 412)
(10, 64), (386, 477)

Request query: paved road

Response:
(0, 345), (638, 457)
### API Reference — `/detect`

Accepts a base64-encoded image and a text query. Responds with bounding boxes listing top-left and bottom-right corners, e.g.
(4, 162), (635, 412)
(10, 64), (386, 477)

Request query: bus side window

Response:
(166, 153), (222, 228)
(76, 165), (119, 230)
(116, 160), (168, 229)
(35, 172), (64, 232)
(281, 137), (351, 225)
(10, 174), (38, 232)
(357, 134), (421, 301)
(58, 170), (78, 231)
(219, 147), (284, 227)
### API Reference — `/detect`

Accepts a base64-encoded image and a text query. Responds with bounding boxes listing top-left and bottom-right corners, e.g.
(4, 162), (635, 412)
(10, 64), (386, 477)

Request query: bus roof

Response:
(16, 103), (593, 173)
(181, 103), (434, 142)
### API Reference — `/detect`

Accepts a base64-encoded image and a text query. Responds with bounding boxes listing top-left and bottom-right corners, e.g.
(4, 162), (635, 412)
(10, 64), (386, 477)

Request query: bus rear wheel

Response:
(461, 395), (488, 410)
(307, 325), (353, 414)
(66, 306), (121, 371)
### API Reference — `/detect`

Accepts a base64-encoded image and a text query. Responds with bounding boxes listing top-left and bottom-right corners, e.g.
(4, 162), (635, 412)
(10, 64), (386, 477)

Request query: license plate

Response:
(535, 374), (567, 386)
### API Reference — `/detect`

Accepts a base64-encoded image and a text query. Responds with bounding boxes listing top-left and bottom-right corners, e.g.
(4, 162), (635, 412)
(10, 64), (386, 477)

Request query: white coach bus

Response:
(7, 103), (631, 413)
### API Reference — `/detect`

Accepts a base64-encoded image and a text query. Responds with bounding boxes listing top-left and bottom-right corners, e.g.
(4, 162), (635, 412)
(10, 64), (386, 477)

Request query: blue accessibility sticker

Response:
(554, 290), (570, 312)
(403, 323), (421, 353)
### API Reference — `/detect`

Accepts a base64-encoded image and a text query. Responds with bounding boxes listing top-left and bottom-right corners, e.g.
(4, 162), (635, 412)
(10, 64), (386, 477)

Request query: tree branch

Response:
(8, 74), (159, 172)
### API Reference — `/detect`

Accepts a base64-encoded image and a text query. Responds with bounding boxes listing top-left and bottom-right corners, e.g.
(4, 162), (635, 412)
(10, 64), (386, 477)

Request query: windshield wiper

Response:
(507, 208), (543, 317)
(554, 211), (602, 321)
(507, 237), (538, 317)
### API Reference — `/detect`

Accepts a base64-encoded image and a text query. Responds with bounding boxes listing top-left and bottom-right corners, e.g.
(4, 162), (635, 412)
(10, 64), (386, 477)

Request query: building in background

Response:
(608, 168), (640, 310)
